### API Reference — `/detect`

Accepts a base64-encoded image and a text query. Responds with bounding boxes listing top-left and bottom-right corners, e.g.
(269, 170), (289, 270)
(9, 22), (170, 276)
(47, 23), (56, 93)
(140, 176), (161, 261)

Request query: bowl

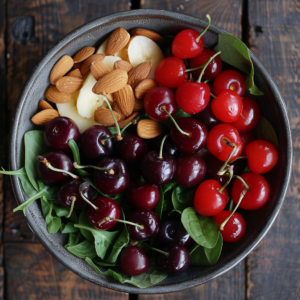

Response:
(9, 9), (292, 294)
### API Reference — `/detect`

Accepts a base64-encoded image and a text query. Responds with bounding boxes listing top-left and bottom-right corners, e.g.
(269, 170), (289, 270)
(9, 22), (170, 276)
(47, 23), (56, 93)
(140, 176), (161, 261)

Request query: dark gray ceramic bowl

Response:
(9, 9), (292, 294)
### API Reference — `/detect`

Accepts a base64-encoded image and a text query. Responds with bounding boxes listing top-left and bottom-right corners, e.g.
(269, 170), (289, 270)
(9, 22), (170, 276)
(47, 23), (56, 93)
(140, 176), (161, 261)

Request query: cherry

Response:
(155, 57), (186, 88)
(174, 154), (206, 188)
(194, 102), (221, 132)
(239, 130), (256, 156)
(213, 210), (246, 242)
(194, 179), (228, 216)
(231, 97), (261, 132)
(127, 209), (160, 241)
(213, 70), (246, 97)
(231, 172), (270, 210)
(157, 216), (194, 247)
(246, 140), (278, 174)
(120, 246), (150, 276)
(44, 117), (80, 151)
(147, 135), (180, 158)
(127, 181), (160, 210)
(170, 117), (207, 154)
(211, 90), (243, 123)
(207, 123), (243, 162)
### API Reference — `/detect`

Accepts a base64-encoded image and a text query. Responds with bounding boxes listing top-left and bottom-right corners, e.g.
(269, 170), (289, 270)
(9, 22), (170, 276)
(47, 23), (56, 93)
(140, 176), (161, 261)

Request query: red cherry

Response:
(194, 179), (228, 216)
(246, 140), (278, 174)
(231, 172), (270, 210)
(213, 211), (246, 242)
(239, 130), (256, 156)
(207, 123), (243, 162)
(211, 90), (243, 123)
(213, 70), (246, 97)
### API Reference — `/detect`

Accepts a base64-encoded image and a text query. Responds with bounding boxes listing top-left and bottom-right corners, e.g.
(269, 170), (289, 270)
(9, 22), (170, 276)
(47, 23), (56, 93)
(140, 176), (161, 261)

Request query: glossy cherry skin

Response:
(176, 81), (210, 114)
(207, 123), (243, 162)
(194, 179), (228, 216)
(231, 172), (270, 210)
(232, 97), (261, 132)
(58, 179), (92, 209)
(211, 90), (243, 123)
(172, 29), (203, 59)
(115, 134), (147, 163)
(174, 154), (206, 188)
(240, 130), (256, 156)
(127, 209), (160, 241)
(93, 157), (130, 195)
(189, 49), (223, 80)
(45, 117), (80, 151)
(155, 57), (186, 88)
(156, 244), (190, 275)
(87, 196), (121, 230)
(37, 151), (74, 185)
(157, 216), (194, 247)
(194, 103), (221, 132)
(127, 181), (160, 210)
(120, 246), (150, 276)
(147, 135), (180, 158)
(144, 87), (177, 121)
(246, 140), (278, 174)
(170, 117), (208, 154)
(213, 211), (246, 242)
(80, 125), (113, 162)
(141, 151), (176, 186)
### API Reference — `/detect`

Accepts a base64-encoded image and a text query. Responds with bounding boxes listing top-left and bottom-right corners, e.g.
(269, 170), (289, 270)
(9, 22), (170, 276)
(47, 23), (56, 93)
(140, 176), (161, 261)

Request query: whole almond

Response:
(94, 106), (121, 126)
(91, 59), (111, 80)
(92, 69), (128, 94)
(105, 27), (130, 56)
(56, 76), (83, 93)
(66, 69), (82, 78)
(50, 55), (74, 84)
(80, 54), (105, 75)
(114, 84), (135, 117)
(46, 85), (72, 104)
(131, 28), (164, 41)
(32, 109), (59, 126)
(133, 98), (144, 112)
(112, 103), (126, 121)
(135, 78), (159, 99)
(137, 119), (164, 139)
(38, 100), (53, 111)
(128, 62), (151, 88)
(73, 47), (95, 63)
(105, 93), (114, 103)
(114, 60), (133, 73)
(118, 112), (139, 129)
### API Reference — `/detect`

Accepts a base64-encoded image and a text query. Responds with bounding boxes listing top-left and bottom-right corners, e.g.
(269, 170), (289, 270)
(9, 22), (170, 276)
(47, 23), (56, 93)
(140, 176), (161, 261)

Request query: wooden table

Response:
(0, 0), (298, 299)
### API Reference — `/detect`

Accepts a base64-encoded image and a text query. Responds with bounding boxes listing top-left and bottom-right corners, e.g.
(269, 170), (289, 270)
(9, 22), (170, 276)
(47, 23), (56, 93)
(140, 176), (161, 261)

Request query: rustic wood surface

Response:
(0, 0), (297, 299)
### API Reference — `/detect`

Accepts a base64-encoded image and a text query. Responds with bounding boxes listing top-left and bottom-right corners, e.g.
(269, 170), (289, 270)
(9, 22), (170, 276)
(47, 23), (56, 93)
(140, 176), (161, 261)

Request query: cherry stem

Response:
(148, 246), (170, 257)
(217, 139), (237, 176)
(229, 199), (234, 212)
(204, 79), (212, 84)
(158, 134), (169, 159)
(196, 14), (211, 42)
(218, 166), (233, 193)
(234, 175), (251, 191)
(230, 156), (247, 163)
(220, 189), (248, 231)
(121, 119), (137, 134)
(100, 217), (144, 230)
(189, 73), (193, 81)
(100, 135), (114, 144)
(36, 156), (79, 179)
(197, 51), (221, 83)
(73, 162), (115, 175)
(161, 106), (190, 137)
(210, 92), (216, 99)
(185, 64), (205, 72)
(66, 196), (76, 218)
(78, 182), (99, 211)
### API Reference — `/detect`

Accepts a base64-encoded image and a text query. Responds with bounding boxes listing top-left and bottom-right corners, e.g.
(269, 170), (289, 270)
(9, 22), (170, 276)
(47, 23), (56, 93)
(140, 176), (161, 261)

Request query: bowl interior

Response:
(10, 10), (292, 294)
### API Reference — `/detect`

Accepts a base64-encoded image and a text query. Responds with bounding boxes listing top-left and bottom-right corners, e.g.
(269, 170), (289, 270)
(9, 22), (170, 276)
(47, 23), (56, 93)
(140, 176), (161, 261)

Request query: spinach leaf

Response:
(172, 186), (195, 213)
(162, 180), (178, 193)
(66, 232), (84, 247)
(45, 201), (61, 234)
(78, 208), (94, 240)
(255, 116), (279, 149)
(181, 207), (219, 248)
(155, 187), (164, 219)
(61, 222), (79, 234)
(66, 239), (97, 259)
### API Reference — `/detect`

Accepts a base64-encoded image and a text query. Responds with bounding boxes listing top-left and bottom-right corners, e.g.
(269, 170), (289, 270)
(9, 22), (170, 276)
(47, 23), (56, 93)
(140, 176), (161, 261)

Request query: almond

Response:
(38, 100), (53, 111)
(105, 27), (130, 56)
(118, 112), (139, 129)
(45, 85), (72, 104)
(105, 93), (114, 103)
(73, 62), (82, 70)
(131, 28), (164, 41)
(50, 55), (74, 84)
(113, 84), (135, 117)
(137, 119), (164, 139)
(128, 62), (151, 88)
(91, 59), (111, 80)
(113, 60), (133, 73)
(133, 98), (144, 112)
(92, 69), (128, 95)
(135, 78), (159, 99)
(94, 106), (121, 126)
(73, 47), (95, 63)
(80, 53), (105, 75)
(32, 109), (59, 126)
(56, 76), (83, 93)
(66, 69), (82, 78)
(112, 103), (126, 121)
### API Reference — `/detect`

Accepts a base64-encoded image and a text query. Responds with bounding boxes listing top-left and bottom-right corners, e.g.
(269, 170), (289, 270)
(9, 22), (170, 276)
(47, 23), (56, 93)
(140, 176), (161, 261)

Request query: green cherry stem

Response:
(158, 134), (169, 159)
(185, 64), (205, 72)
(196, 14), (211, 42)
(100, 217), (144, 230)
(217, 138), (237, 176)
(229, 199), (235, 212)
(78, 182), (99, 210)
(148, 246), (170, 257)
(218, 166), (233, 193)
(233, 175), (251, 191)
(230, 156), (247, 163)
(121, 119), (137, 135)
(66, 196), (76, 218)
(197, 51), (221, 83)
(210, 92), (217, 99)
(73, 162), (115, 175)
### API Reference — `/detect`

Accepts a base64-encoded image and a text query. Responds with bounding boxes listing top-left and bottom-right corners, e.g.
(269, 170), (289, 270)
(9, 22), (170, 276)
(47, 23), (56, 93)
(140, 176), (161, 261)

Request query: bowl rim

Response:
(9, 9), (292, 294)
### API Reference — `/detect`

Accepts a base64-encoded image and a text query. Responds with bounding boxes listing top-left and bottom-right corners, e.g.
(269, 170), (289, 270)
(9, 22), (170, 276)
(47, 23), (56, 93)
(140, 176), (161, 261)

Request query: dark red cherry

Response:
(147, 135), (180, 158)
(194, 103), (221, 132)
(120, 246), (150, 276)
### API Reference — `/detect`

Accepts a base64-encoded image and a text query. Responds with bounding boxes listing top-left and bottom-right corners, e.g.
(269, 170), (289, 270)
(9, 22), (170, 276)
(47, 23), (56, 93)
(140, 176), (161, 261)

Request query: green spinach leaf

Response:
(255, 116), (279, 149)
(162, 180), (178, 193)
(172, 186), (195, 213)
(78, 208), (94, 240)
(66, 239), (97, 259)
(61, 222), (79, 234)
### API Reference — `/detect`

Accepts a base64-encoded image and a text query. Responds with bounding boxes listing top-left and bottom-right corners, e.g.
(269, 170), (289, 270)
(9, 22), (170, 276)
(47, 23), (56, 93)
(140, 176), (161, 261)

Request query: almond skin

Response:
(118, 112), (139, 128)
(50, 55), (74, 84)
(91, 59), (111, 80)
(135, 78), (159, 99)
(112, 103), (126, 121)
(128, 62), (151, 88)
(133, 98), (144, 112)
(80, 53), (105, 75)
(32, 109), (59, 126)
(92, 69), (128, 95)
(56, 76), (83, 93)
(46, 85), (72, 104)
(114, 84), (135, 117)
(105, 27), (130, 56)
(38, 100), (53, 111)
(114, 60), (133, 73)
(131, 28), (164, 41)
(66, 69), (82, 78)
(137, 119), (164, 139)
(94, 106), (121, 126)
(73, 47), (95, 63)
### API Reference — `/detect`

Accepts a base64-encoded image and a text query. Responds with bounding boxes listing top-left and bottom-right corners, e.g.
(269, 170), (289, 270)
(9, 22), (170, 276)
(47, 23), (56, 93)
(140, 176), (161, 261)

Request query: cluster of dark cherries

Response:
(35, 17), (279, 278)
